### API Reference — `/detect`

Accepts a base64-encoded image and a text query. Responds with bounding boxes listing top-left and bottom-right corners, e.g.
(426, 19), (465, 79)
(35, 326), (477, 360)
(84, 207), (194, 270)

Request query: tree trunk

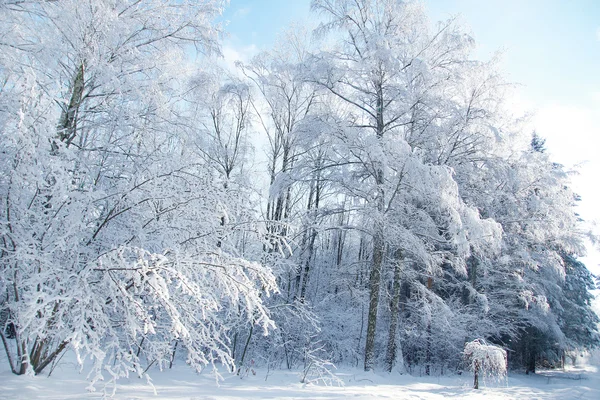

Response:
(364, 226), (384, 371)
(170, 341), (178, 369)
(364, 83), (386, 372)
(525, 328), (537, 374)
(468, 255), (478, 287)
(527, 346), (536, 374)
(425, 277), (433, 376)
(56, 63), (85, 150)
(238, 325), (254, 373)
(299, 170), (321, 302)
(385, 250), (403, 372)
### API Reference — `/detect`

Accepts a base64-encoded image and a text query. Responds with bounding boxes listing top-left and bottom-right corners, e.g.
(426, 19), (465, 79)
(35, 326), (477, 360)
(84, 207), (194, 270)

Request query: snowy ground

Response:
(1, 354), (599, 399)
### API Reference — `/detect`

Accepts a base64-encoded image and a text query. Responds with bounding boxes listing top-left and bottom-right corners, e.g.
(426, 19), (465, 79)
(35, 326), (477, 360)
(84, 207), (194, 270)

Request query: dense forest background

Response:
(1, 0), (598, 386)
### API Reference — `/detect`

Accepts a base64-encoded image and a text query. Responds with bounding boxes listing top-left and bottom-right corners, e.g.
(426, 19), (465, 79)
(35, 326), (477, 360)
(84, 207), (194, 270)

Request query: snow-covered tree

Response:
(233, 27), (329, 370)
(0, 0), (277, 385)
(308, 0), (502, 372)
(464, 339), (507, 389)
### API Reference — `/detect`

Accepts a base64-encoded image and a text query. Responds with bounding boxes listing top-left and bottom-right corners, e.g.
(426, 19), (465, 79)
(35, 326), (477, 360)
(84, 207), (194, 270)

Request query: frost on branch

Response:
(300, 341), (344, 387)
(78, 247), (277, 391)
(463, 339), (507, 389)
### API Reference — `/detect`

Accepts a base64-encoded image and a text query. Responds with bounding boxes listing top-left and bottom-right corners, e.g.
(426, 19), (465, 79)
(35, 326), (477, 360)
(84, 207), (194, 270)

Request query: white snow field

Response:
(1, 354), (599, 399)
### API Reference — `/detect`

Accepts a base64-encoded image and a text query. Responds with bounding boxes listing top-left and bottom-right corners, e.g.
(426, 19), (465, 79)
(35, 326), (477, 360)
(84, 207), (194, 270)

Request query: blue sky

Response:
(220, 1), (311, 50)
(221, 0), (600, 269)
(222, 0), (600, 105)
(427, 0), (600, 108)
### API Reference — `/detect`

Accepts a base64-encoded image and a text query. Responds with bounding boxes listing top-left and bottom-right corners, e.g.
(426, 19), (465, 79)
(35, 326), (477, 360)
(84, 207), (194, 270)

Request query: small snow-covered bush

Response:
(300, 343), (343, 387)
(463, 339), (507, 389)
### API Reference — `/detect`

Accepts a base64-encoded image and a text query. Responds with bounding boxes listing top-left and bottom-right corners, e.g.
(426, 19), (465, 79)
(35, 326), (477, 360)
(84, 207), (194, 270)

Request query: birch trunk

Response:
(385, 250), (403, 372)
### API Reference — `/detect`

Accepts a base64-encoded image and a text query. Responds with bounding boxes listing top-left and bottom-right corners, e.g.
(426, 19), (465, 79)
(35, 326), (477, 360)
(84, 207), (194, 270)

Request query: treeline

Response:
(226, 0), (600, 374)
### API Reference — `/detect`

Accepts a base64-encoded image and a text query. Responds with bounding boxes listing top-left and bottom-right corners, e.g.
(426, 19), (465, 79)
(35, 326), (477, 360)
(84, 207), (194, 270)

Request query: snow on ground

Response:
(1, 353), (599, 399)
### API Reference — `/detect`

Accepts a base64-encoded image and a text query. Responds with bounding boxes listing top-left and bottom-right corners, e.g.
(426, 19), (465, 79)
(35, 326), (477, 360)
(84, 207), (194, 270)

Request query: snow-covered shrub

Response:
(300, 342), (343, 386)
(463, 339), (507, 389)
